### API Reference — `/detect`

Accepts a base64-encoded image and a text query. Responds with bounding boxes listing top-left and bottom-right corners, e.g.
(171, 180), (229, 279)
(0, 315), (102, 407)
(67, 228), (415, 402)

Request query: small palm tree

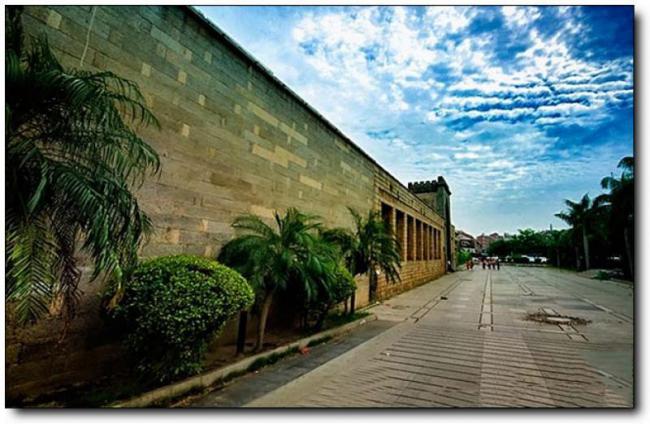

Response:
(322, 208), (401, 312)
(555, 194), (599, 270)
(5, 7), (160, 324)
(218, 208), (338, 351)
(596, 156), (634, 277)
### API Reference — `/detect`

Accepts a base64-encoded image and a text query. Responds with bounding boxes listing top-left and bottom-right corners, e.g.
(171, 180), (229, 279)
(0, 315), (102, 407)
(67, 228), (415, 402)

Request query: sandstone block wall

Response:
(7, 5), (450, 401)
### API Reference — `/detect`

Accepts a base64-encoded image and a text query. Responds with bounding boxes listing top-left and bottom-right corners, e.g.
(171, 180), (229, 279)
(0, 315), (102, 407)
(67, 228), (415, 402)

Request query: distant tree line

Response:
(488, 156), (634, 280)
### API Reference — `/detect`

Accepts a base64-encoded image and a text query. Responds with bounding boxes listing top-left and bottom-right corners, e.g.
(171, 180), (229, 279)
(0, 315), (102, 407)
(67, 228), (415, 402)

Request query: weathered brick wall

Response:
(5, 274), (127, 402)
(377, 260), (445, 300)
(7, 5), (449, 401)
(372, 167), (448, 299)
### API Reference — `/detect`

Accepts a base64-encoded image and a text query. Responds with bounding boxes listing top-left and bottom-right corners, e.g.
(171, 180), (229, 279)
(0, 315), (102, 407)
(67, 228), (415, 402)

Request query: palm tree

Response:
(321, 208), (401, 313)
(319, 227), (357, 313)
(5, 7), (160, 324)
(555, 194), (599, 271)
(218, 208), (338, 351)
(596, 156), (634, 277)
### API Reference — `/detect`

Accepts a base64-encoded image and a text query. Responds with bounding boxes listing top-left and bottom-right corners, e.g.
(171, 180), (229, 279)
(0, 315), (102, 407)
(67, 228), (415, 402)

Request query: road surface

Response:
(191, 266), (633, 408)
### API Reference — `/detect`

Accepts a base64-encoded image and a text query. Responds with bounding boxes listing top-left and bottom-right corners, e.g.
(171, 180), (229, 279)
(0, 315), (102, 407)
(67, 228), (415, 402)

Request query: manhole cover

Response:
(525, 311), (591, 326)
(391, 305), (408, 310)
(546, 317), (572, 324)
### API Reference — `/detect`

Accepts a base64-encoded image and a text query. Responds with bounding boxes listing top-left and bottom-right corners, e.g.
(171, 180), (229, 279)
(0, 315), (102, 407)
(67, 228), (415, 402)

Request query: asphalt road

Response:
(191, 266), (633, 408)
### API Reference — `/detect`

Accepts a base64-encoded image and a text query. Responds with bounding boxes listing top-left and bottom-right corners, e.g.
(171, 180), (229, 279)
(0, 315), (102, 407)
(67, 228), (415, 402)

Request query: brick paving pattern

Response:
(194, 266), (633, 408)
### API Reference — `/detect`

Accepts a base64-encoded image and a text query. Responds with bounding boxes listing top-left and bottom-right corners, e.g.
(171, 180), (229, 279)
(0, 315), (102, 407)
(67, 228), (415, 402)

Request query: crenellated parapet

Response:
(408, 176), (451, 195)
(408, 176), (453, 271)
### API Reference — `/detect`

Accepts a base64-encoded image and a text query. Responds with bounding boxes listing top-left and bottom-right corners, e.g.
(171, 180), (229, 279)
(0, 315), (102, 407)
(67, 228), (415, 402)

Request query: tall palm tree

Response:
(596, 156), (634, 277)
(218, 208), (338, 351)
(322, 208), (401, 312)
(5, 7), (160, 324)
(555, 194), (598, 270)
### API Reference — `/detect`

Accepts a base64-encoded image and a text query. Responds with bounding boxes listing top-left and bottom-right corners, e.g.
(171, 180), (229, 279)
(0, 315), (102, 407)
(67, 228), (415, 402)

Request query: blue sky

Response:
(197, 5), (633, 236)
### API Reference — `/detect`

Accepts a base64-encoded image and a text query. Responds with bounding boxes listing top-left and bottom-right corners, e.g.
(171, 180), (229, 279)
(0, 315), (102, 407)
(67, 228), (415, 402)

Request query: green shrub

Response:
(594, 270), (612, 281)
(457, 249), (472, 266)
(512, 254), (530, 264)
(112, 255), (254, 383)
(330, 266), (357, 304)
(304, 265), (357, 331)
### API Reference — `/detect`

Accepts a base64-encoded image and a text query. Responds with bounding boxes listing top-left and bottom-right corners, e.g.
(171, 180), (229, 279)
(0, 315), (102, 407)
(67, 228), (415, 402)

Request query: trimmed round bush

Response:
(113, 255), (254, 382)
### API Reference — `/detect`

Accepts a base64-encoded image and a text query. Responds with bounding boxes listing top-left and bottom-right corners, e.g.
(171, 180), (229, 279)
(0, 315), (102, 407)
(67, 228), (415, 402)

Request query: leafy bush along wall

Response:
(112, 255), (254, 383)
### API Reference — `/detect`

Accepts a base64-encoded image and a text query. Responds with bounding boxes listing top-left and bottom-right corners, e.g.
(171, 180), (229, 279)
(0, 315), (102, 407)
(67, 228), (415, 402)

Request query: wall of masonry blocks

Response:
(7, 5), (449, 400)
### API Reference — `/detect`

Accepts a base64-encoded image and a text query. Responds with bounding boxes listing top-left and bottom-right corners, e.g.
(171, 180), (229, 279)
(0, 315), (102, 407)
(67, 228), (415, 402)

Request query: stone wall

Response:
(7, 5), (451, 401)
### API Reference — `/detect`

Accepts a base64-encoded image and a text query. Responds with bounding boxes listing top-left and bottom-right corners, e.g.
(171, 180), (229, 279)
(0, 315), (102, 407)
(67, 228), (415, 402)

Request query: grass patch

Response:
(307, 335), (333, 348)
(14, 377), (153, 408)
(325, 310), (371, 328)
(161, 347), (304, 407)
(247, 346), (300, 373)
(151, 384), (208, 408)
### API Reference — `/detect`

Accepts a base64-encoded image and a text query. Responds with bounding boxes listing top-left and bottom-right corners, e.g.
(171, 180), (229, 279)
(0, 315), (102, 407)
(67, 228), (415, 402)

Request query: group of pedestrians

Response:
(465, 257), (500, 271)
(483, 257), (500, 270)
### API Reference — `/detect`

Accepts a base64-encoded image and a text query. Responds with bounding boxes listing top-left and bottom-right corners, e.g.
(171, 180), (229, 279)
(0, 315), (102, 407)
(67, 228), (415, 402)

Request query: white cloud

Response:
(486, 159), (515, 169)
(437, 29), (632, 129)
(390, 137), (410, 150)
(502, 6), (541, 28)
(424, 6), (475, 33)
(426, 111), (441, 123)
(202, 5), (633, 234)
(453, 129), (479, 140)
(429, 152), (446, 160)
(466, 144), (490, 152)
(454, 152), (480, 160)
(289, 5), (630, 136)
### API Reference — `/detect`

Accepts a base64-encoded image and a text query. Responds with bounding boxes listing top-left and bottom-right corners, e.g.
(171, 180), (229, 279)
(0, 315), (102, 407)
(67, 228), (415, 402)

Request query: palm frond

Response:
(6, 212), (58, 322)
(618, 156), (634, 174)
(5, 10), (160, 324)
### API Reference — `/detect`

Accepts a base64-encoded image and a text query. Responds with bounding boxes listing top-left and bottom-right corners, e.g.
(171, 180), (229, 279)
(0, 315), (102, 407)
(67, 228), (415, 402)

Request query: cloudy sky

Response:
(197, 5), (633, 236)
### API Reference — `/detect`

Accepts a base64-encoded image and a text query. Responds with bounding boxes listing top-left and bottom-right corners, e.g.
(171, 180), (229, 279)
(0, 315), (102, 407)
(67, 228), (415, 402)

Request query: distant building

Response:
(476, 232), (503, 254)
(456, 230), (477, 254)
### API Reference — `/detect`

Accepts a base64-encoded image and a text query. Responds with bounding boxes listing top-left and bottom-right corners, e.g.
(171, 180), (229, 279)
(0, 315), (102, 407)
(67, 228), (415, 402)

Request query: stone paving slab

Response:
(248, 324), (630, 408)
(192, 267), (633, 408)
(189, 320), (396, 407)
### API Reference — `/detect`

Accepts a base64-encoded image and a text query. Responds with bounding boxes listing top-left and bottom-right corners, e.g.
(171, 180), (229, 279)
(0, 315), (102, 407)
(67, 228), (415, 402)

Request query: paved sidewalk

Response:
(190, 320), (395, 407)
(192, 267), (633, 408)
